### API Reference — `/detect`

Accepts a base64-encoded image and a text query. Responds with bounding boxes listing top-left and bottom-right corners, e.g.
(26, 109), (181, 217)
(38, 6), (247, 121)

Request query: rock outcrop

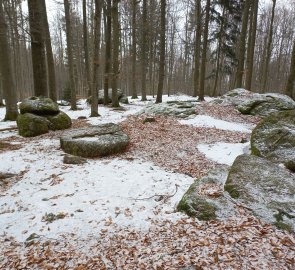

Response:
(225, 154), (295, 232)
(139, 101), (197, 118)
(251, 110), (295, 171)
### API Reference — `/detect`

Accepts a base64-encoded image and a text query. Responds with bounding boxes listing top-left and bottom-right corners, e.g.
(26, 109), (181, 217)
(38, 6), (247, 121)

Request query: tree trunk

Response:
(28, 0), (48, 97)
(64, 0), (76, 110)
(286, 39), (295, 99)
(156, 0), (166, 103)
(91, 0), (102, 116)
(0, 0), (18, 120)
(40, 0), (57, 101)
(199, 0), (210, 101)
(83, 0), (91, 97)
(111, 0), (120, 107)
(235, 0), (251, 88)
(245, 0), (258, 91)
(104, 0), (112, 105)
(262, 0), (276, 92)
(141, 0), (147, 101)
(131, 0), (137, 99)
(193, 0), (201, 97)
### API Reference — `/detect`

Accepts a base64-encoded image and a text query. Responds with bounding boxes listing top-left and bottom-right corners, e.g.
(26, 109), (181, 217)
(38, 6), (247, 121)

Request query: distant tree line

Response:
(0, 0), (294, 120)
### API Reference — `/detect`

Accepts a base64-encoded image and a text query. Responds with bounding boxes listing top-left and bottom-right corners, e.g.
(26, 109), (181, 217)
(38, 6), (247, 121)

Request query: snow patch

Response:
(179, 115), (253, 133)
(197, 142), (250, 165)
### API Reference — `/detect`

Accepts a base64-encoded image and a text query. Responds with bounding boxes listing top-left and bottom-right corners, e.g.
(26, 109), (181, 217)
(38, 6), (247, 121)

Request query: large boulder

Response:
(177, 166), (238, 221)
(19, 97), (59, 115)
(225, 154), (295, 232)
(17, 113), (49, 137)
(46, 111), (72, 131)
(251, 110), (295, 170)
(139, 101), (197, 118)
(60, 123), (129, 158)
(237, 93), (295, 117)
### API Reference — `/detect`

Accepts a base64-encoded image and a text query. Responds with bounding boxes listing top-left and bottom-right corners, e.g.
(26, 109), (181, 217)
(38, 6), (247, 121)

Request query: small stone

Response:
(143, 117), (156, 124)
(63, 154), (87, 165)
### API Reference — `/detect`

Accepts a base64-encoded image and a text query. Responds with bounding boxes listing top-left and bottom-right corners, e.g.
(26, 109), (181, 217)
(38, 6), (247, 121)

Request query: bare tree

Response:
(28, 0), (48, 97)
(261, 0), (276, 92)
(0, 0), (18, 120)
(91, 0), (102, 116)
(64, 0), (77, 110)
(193, 0), (201, 97)
(40, 0), (57, 101)
(156, 0), (166, 103)
(111, 0), (120, 107)
(235, 0), (251, 88)
(140, 0), (147, 101)
(131, 0), (138, 99)
(83, 0), (91, 97)
(199, 0), (210, 101)
(103, 0), (112, 105)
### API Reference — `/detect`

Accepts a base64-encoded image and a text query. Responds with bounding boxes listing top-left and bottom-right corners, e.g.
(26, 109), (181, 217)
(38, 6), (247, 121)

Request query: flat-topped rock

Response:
(139, 101), (197, 118)
(60, 123), (129, 158)
(19, 96), (59, 115)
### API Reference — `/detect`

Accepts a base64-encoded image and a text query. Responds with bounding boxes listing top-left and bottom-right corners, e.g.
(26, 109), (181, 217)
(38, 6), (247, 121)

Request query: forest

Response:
(0, 0), (295, 120)
(0, 0), (295, 269)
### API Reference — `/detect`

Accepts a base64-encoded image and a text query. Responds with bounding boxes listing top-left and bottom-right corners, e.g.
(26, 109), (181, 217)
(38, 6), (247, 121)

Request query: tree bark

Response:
(156, 0), (166, 103)
(111, 0), (120, 107)
(235, 0), (251, 88)
(91, 0), (102, 116)
(104, 0), (112, 105)
(245, 0), (258, 91)
(193, 0), (201, 97)
(131, 0), (137, 99)
(199, 0), (210, 101)
(64, 0), (76, 110)
(141, 0), (147, 101)
(40, 0), (57, 101)
(262, 0), (276, 92)
(0, 0), (18, 120)
(286, 39), (295, 99)
(28, 0), (48, 97)
(83, 0), (91, 97)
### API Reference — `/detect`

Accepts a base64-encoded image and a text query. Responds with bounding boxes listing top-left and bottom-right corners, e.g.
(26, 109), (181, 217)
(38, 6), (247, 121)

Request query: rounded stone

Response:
(19, 96), (59, 115)
(17, 113), (49, 137)
(46, 111), (72, 130)
(60, 123), (129, 158)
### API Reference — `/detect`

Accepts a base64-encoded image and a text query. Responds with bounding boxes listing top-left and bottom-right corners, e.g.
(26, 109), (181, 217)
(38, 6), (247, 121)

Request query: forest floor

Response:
(0, 95), (294, 269)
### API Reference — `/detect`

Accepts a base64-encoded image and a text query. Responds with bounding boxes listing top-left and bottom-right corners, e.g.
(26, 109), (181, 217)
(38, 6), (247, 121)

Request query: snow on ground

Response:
(179, 115), (253, 133)
(0, 137), (193, 241)
(0, 95), (255, 242)
(198, 142), (251, 166)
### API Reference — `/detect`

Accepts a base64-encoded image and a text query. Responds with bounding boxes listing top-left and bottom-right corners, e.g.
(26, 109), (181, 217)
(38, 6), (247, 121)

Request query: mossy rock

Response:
(225, 154), (295, 232)
(19, 96), (59, 115)
(251, 110), (295, 167)
(60, 123), (129, 158)
(139, 101), (197, 118)
(87, 89), (124, 104)
(46, 111), (72, 130)
(237, 93), (295, 117)
(17, 113), (49, 137)
(177, 166), (238, 221)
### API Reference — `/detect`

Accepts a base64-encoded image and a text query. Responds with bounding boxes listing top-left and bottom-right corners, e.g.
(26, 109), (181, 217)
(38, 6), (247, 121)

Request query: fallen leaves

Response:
(1, 216), (294, 269)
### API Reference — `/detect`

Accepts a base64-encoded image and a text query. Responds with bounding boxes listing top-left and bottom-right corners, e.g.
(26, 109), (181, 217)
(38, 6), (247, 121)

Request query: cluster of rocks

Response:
(139, 100), (197, 118)
(17, 97), (72, 137)
(87, 89), (129, 105)
(213, 88), (295, 117)
(178, 90), (295, 232)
